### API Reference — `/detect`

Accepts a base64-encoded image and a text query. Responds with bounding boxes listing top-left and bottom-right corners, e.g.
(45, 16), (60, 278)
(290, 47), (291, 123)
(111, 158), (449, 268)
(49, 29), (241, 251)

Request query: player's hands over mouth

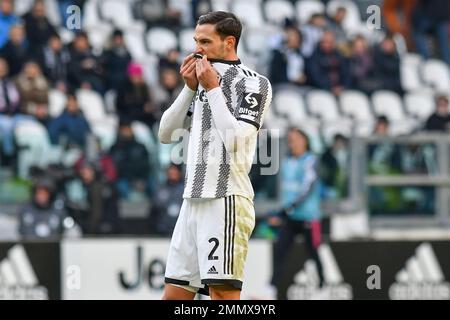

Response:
(196, 55), (220, 92)
(180, 53), (199, 91)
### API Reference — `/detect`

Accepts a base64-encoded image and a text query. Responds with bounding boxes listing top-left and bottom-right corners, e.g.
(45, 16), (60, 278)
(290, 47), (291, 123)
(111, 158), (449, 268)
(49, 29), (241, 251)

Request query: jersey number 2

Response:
(208, 238), (219, 260)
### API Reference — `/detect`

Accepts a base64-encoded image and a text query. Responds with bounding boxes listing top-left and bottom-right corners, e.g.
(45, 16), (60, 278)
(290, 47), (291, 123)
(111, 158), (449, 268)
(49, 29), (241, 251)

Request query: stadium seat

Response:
(296, 0), (325, 25)
(100, 0), (136, 30)
(14, 120), (61, 179)
(242, 26), (279, 57)
(14, 0), (33, 16)
(146, 27), (178, 56)
(58, 27), (76, 45)
(372, 90), (416, 134)
(48, 89), (67, 117)
(231, 0), (264, 28)
(104, 90), (117, 114)
(273, 86), (308, 123)
(404, 92), (435, 121)
(91, 120), (117, 151)
(124, 30), (147, 61)
(326, 0), (362, 32)
(141, 54), (160, 86)
(321, 120), (353, 146)
(264, 0), (295, 26)
(306, 90), (341, 121)
(82, 0), (101, 29)
(421, 59), (450, 92)
(179, 28), (196, 55)
(211, 0), (232, 12)
(76, 89), (107, 123)
(263, 105), (289, 137)
(371, 90), (405, 121)
(339, 90), (373, 122)
(85, 23), (113, 52)
(45, 0), (62, 27)
(401, 53), (426, 93)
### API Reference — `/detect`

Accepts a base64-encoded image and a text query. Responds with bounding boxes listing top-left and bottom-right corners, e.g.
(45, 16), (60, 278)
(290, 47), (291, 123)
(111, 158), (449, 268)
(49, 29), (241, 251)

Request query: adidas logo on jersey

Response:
(207, 266), (218, 275)
(287, 244), (352, 300)
(0, 245), (49, 300)
(389, 243), (450, 300)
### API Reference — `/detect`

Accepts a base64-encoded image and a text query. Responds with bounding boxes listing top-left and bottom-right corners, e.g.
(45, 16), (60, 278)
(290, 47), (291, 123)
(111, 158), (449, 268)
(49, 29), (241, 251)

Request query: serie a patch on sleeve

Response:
(237, 92), (262, 129)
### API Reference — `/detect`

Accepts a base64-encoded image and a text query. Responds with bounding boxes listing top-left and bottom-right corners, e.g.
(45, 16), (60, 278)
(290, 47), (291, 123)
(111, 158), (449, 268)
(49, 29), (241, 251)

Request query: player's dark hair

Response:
(197, 11), (242, 50)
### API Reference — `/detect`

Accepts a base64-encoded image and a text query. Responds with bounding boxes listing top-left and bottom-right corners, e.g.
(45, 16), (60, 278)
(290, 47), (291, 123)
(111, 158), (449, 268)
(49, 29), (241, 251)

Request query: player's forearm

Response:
(206, 87), (256, 153)
(158, 85), (195, 144)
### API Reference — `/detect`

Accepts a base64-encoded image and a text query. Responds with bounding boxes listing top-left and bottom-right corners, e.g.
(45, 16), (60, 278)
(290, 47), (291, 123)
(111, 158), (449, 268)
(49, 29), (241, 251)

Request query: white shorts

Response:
(164, 195), (255, 295)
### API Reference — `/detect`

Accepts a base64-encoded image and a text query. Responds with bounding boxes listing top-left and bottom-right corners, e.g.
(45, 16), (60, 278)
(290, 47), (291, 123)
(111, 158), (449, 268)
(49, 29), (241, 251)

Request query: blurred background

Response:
(0, 0), (449, 300)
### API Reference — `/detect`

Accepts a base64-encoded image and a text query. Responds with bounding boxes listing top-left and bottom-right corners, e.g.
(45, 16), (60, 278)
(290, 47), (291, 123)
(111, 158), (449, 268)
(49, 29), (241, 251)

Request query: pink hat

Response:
(127, 62), (143, 77)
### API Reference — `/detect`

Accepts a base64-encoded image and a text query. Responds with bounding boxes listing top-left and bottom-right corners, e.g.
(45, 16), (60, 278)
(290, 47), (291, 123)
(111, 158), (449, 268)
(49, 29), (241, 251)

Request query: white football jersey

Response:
(183, 58), (272, 200)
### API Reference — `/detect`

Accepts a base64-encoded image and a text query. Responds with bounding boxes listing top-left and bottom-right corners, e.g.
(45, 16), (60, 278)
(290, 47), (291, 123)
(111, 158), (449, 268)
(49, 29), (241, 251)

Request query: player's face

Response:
(194, 24), (228, 60)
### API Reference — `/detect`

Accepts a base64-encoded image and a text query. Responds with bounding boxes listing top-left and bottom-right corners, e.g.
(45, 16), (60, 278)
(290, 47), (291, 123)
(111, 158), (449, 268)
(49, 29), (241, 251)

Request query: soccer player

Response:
(158, 11), (272, 300)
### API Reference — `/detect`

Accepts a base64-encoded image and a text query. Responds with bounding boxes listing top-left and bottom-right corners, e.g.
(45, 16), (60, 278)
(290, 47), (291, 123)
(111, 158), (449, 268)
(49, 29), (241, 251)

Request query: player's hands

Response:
(196, 55), (220, 92)
(180, 53), (199, 91)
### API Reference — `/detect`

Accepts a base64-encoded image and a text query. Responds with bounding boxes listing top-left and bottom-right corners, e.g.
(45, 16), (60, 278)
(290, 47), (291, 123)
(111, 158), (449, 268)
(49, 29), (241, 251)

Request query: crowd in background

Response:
(0, 0), (450, 239)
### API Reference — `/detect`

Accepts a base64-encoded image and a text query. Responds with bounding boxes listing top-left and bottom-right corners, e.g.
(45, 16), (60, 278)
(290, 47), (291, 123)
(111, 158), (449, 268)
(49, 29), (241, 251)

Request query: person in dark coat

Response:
(0, 24), (29, 77)
(306, 30), (350, 96)
(22, 0), (58, 54)
(48, 91), (91, 148)
(424, 95), (450, 132)
(109, 119), (151, 199)
(150, 163), (184, 235)
(101, 29), (132, 92)
(373, 35), (403, 95)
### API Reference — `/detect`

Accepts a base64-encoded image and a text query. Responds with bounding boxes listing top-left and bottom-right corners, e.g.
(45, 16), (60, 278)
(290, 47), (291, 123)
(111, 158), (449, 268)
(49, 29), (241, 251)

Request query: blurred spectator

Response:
(109, 119), (151, 200)
(134, 0), (182, 30)
(38, 34), (71, 92)
(0, 24), (29, 77)
(15, 60), (49, 113)
(71, 161), (120, 235)
(349, 35), (378, 94)
(159, 48), (180, 72)
(369, 115), (400, 170)
(373, 35), (403, 95)
(116, 62), (157, 131)
(150, 163), (184, 235)
(191, 0), (212, 27)
(424, 95), (450, 132)
(300, 14), (327, 58)
(153, 67), (183, 115)
(22, 0), (58, 53)
(412, 0), (450, 65)
(0, 0), (18, 49)
(319, 134), (349, 200)
(368, 116), (402, 214)
(267, 128), (324, 297)
(307, 31), (351, 95)
(67, 31), (104, 93)
(18, 177), (67, 239)
(382, 0), (417, 51)
(0, 57), (28, 166)
(326, 6), (349, 53)
(49, 91), (91, 148)
(101, 29), (132, 92)
(74, 137), (117, 184)
(269, 26), (306, 86)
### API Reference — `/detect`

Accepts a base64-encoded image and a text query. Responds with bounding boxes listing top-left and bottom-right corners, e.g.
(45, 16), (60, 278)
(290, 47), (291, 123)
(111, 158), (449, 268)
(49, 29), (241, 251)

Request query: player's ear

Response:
(225, 36), (235, 50)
